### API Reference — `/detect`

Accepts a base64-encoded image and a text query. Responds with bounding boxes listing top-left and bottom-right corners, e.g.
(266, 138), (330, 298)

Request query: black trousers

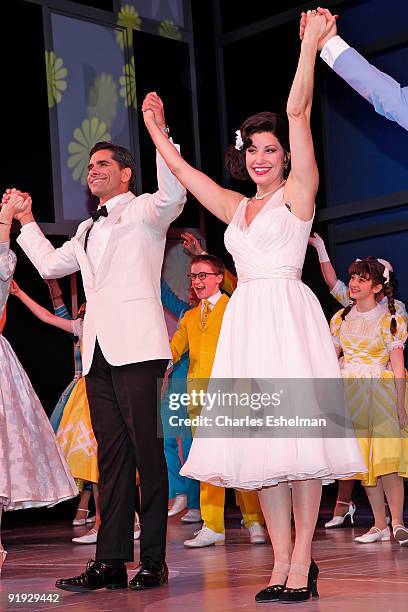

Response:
(85, 340), (168, 562)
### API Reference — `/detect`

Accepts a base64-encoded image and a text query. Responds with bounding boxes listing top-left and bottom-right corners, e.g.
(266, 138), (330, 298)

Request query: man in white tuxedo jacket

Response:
(302, 7), (408, 131)
(12, 124), (186, 590)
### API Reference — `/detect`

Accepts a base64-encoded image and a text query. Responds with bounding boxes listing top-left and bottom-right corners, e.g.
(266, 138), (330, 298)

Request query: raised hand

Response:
(1, 192), (24, 216)
(299, 11), (307, 41)
(2, 189), (34, 225)
(141, 92), (167, 131)
(1, 189), (32, 221)
(300, 8), (338, 50)
(302, 9), (328, 46)
(308, 232), (330, 263)
(181, 232), (204, 256)
(308, 232), (325, 250)
(316, 7), (338, 49)
(2, 188), (29, 205)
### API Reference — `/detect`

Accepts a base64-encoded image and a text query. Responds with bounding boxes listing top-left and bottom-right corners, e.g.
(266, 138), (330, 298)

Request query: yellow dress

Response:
(330, 304), (408, 486)
(56, 334), (99, 484)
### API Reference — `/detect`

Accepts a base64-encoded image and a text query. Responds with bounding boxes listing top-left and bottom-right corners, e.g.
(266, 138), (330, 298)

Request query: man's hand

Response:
(2, 188), (33, 222)
(300, 7), (338, 51)
(181, 232), (204, 256)
(142, 92), (167, 131)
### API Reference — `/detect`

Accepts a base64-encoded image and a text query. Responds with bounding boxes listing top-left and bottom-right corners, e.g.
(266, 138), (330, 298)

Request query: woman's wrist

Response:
(0, 213), (13, 225)
(301, 38), (319, 52)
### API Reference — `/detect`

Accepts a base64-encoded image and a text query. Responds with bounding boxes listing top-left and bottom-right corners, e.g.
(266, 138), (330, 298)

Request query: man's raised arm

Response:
(301, 7), (408, 131)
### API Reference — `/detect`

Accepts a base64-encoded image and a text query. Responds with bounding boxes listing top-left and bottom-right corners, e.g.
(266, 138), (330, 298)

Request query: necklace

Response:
(254, 179), (286, 201)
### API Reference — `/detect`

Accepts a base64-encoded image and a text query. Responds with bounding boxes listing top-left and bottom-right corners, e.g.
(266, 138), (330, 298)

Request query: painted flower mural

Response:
(116, 4), (141, 49)
(158, 20), (182, 40)
(45, 51), (68, 109)
(87, 73), (118, 129)
(67, 118), (111, 185)
(119, 56), (137, 109)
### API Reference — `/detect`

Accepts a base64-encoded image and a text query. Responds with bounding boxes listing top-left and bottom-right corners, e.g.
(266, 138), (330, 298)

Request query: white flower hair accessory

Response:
(234, 129), (244, 151)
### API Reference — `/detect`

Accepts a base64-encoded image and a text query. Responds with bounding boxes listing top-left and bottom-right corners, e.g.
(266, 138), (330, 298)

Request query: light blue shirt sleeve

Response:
(333, 47), (408, 130)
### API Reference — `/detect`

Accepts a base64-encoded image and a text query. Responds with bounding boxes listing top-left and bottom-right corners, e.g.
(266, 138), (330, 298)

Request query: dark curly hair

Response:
(341, 257), (397, 335)
(225, 112), (290, 181)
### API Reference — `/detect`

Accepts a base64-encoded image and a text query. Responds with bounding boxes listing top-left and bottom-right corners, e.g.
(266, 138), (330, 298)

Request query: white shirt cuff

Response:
(320, 36), (350, 68)
(20, 221), (38, 234)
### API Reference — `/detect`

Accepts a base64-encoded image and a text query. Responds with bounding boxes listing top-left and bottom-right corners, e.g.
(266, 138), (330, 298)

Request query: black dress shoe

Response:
(279, 559), (319, 603)
(129, 559), (168, 590)
(255, 584), (285, 603)
(55, 559), (128, 592)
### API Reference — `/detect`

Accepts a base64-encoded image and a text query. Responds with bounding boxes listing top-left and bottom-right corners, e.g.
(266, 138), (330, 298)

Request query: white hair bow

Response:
(377, 258), (393, 272)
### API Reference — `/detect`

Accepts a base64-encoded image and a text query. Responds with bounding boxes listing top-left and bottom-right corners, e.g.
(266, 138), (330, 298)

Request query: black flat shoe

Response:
(55, 559), (128, 592)
(129, 559), (168, 590)
(255, 584), (285, 603)
(279, 559), (319, 603)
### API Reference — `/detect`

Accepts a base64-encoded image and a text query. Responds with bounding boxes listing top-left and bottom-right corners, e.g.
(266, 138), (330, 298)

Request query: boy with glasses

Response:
(169, 254), (266, 548)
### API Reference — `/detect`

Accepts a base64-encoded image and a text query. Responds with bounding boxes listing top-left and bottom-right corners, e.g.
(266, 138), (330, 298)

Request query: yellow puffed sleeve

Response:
(380, 312), (408, 352)
(330, 309), (345, 348)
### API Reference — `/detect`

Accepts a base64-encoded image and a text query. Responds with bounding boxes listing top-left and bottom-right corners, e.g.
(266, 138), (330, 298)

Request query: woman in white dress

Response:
(142, 11), (366, 603)
(0, 193), (78, 576)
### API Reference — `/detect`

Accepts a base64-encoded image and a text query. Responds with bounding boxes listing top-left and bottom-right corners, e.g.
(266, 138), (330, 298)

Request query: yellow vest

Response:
(170, 293), (229, 380)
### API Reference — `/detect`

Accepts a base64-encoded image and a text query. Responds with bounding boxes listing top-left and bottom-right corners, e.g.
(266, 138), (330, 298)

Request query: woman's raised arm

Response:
(142, 92), (243, 224)
(285, 11), (326, 221)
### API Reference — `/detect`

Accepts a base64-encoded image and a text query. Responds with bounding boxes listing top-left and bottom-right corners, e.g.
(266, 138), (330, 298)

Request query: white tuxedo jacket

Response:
(17, 151), (186, 374)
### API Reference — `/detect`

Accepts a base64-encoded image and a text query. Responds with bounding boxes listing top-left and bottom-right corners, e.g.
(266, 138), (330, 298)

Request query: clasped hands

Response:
(300, 7), (339, 50)
(1, 188), (32, 222)
(141, 91), (167, 131)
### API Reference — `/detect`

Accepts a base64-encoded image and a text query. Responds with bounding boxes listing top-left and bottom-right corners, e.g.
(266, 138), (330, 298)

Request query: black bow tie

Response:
(84, 206), (108, 252)
(90, 205), (108, 222)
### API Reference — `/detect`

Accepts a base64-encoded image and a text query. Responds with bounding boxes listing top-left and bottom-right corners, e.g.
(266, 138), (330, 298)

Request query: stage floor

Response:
(1, 510), (408, 611)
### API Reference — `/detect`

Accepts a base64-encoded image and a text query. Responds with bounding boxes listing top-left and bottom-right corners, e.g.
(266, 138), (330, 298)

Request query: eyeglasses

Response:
(187, 272), (219, 281)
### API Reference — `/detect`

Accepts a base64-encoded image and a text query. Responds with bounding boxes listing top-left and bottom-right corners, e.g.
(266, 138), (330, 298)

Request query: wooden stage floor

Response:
(1, 508), (408, 611)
